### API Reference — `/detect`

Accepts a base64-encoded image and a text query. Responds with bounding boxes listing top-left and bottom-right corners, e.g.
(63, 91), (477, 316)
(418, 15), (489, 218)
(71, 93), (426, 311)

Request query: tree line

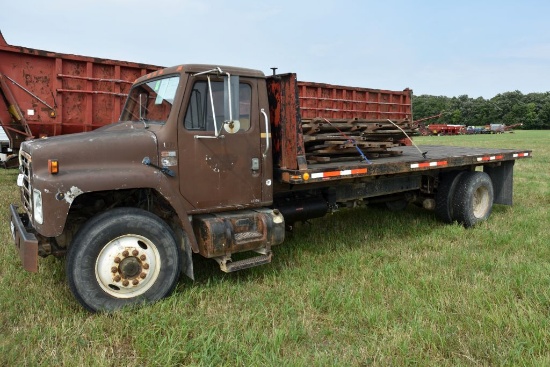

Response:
(412, 91), (550, 129)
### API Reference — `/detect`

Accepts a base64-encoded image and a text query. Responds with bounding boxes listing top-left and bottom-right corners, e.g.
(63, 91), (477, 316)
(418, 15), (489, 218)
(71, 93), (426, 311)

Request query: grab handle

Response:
(261, 108), (270, 158)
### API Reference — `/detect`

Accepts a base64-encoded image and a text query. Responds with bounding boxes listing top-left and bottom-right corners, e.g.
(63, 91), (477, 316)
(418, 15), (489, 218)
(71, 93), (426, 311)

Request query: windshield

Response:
(120, 75), (180, 124)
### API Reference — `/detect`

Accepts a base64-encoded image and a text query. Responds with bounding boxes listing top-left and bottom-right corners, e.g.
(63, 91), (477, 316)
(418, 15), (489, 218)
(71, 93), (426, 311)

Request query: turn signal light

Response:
(48, 159), (59, 174)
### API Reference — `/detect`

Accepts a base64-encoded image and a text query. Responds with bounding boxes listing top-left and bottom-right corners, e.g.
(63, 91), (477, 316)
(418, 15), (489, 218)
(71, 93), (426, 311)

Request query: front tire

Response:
(66, 208), (181, 312)
(452, 171), (494, 228)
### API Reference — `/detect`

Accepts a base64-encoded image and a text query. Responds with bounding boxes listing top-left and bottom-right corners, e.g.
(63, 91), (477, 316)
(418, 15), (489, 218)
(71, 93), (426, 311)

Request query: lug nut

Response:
(132, 279), (139, 286)
(111, 266), (118, 273)
(122, 280), (129, 287)
(140, 272), (146, 279)
(143, 263), (149, 270)
(114, 257), (121, 263)
(132, 250), (139, 256)
(114, 275), (121, 282)
(140, 254), (146, 261)
(122, 250), (129, 257)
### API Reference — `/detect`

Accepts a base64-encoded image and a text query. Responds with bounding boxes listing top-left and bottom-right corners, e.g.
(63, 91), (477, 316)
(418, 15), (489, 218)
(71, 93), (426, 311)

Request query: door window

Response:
(184, 78), (252, 132)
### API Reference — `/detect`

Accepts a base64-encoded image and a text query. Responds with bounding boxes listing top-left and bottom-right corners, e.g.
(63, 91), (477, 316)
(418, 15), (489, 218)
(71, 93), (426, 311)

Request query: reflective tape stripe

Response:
(513, 152), (529, 158)
(311, 168), (367, 179)
(477, 155), (503, 162)
(410, 161), (448, 169)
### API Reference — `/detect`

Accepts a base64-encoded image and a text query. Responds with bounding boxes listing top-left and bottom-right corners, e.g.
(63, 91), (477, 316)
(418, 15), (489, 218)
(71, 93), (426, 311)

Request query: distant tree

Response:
(412, 95), (448, 120)
(413, 90), (550, 129)
(503, 103), (527, 126)
(523, 102), (538, 129)
(537, 102), (550, 129)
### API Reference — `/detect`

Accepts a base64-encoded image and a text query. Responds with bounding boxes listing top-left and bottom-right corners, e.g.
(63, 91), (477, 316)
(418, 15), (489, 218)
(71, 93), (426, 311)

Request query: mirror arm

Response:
(206, 75), (219, 137)
(193, 67), (224, 77)
(226, 72), (233, 123)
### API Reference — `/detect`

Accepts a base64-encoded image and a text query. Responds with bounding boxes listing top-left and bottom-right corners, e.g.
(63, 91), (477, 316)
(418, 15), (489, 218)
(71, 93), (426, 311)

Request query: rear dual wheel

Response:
(453, 171), (494, 227)
(435, 171), (494, 227)
(66, 207), (181, 312)
(435, 171), (466, 223)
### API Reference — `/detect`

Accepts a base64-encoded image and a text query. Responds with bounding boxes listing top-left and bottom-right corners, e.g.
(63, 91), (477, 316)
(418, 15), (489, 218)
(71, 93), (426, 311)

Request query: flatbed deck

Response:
(278, 145), (532, 184)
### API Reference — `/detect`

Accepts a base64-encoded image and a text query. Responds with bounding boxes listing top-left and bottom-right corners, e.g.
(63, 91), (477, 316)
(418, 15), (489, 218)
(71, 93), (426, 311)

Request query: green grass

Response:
(1, 130), (548, 366)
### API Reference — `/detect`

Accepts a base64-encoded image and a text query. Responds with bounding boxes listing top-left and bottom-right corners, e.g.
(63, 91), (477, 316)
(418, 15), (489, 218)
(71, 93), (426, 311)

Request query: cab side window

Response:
(184, 78), (251, 132)
(238, 83), (251, 131)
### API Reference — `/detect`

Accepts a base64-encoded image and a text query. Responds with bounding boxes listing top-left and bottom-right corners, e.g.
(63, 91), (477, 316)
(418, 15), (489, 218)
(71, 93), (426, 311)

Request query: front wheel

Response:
(66, 208), (181, 312)
(452, 171), (494, 228)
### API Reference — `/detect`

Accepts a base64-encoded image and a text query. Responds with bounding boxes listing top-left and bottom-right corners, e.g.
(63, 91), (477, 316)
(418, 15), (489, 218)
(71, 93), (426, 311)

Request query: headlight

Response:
(33, 189), (43, 224)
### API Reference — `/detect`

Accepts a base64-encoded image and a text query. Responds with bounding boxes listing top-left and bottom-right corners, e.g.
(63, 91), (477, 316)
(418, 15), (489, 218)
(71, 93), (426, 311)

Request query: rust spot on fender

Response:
(64, 186), (83, 204)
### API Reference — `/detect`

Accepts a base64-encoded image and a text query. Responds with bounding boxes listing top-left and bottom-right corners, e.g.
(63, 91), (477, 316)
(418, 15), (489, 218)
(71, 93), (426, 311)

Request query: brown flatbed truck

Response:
(9, 64), (531, 311)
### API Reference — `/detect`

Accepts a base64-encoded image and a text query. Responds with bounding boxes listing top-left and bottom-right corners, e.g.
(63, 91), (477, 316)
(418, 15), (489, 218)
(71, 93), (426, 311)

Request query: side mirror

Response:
(223, 120), (240, 134)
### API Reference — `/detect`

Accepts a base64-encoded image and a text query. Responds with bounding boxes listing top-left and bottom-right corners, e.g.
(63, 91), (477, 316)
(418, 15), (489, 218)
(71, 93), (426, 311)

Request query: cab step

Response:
(215, 251), (272, 273)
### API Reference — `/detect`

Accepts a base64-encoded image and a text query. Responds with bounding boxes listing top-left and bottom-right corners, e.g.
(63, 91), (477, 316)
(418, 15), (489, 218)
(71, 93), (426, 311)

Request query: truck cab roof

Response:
(135, 64), (266, 84)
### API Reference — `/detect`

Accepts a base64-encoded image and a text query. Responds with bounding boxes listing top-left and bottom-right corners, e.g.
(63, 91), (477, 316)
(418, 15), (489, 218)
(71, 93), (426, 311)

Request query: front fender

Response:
(33, 165), (199, 253)
(33, 163), (162, 237)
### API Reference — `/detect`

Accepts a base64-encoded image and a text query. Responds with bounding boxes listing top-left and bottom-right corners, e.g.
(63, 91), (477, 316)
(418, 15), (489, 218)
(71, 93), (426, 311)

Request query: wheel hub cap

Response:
(119, 257), (141, 278)
(95, 235), (161, 298)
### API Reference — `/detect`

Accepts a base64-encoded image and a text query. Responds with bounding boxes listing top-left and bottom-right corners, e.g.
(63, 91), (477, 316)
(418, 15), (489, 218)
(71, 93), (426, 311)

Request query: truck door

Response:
(178, 74), (265, 210)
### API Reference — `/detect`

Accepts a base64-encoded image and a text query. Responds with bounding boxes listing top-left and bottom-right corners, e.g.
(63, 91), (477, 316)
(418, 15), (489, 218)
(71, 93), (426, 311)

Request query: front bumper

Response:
(9, 204), (38, 272)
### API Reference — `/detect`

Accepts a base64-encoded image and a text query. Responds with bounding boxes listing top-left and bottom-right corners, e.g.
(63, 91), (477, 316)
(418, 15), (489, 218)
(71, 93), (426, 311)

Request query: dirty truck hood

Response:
(22, 123), (159, 169)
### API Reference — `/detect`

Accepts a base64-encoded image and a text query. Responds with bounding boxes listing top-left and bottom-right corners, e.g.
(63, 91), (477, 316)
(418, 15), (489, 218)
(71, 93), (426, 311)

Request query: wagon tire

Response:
(434, 170), (466, 223)
(452, 171), (494, 228)
(66, 207), (181, 312)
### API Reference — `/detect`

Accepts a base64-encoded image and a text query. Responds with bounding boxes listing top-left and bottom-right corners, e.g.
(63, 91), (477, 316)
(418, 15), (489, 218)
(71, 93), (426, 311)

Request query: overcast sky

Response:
(1, 0), (549, 99)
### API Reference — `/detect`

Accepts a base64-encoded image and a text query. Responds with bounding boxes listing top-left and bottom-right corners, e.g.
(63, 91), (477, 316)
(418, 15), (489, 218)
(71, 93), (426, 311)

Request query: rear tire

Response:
(435, 171), (466, 223)
(452, 171), (494, 228)
(66, 207), (181, 312)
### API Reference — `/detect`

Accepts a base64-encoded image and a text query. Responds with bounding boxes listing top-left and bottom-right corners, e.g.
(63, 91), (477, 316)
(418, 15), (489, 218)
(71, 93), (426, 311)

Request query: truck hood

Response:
(18, 122), (164, 239)
(22, 123), (159, 170)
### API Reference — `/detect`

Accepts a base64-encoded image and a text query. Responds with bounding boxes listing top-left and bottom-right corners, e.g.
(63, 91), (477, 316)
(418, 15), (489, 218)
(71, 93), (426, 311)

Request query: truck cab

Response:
(11, 65), (285, 312)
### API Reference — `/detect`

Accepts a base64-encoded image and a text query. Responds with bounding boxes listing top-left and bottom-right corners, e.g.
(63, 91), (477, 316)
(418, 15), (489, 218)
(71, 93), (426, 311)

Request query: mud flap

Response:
(174, 226), (194, 281)
(484, 161), (514, 206)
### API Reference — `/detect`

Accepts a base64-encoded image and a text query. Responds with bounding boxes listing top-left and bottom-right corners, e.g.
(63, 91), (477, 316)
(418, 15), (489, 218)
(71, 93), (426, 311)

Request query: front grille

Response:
(20, 151), (32, 215)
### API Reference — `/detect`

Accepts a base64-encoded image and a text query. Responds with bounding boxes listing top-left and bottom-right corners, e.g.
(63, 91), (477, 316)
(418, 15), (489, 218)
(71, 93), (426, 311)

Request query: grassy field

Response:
(0, 131), (548, 366)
